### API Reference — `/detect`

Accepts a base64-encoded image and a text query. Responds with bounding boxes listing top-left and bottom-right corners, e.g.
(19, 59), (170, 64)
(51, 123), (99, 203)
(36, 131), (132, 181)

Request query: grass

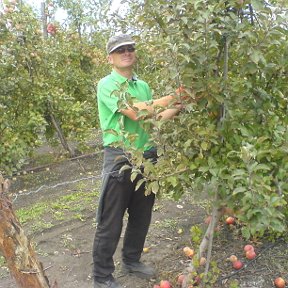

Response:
(0, 256), (5, 267)
(153, 218), (179, 231)
(0, 258), (9, 279)
(30, 152), (57, 167)
(16, 185), (100, 233)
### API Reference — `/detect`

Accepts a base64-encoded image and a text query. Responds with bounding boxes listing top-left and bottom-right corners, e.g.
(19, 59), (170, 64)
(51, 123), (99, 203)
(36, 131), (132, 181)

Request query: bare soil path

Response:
(0, 146), (287, 288)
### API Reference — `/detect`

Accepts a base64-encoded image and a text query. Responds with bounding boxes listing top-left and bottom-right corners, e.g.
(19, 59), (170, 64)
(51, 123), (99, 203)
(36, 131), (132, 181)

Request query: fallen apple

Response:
(243, 244), (254, 252)
(233, 260), (243, 270)
(143, 247), (150, 253)
(183, 246), (194, 258)
(246, 249), (256, 260)
(177, 274), (185, 285)
(229, 255), (238, 263)
(274, 277), (286, 288)
(225, 216), (235, 225)
(199, 257), (206, 266)
(160, 280), (172, 288)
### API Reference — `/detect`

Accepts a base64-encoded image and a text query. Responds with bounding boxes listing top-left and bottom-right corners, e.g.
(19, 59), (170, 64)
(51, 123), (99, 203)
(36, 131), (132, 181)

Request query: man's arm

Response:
(157, 105), (183, 120)
(119, 95), (179, 121)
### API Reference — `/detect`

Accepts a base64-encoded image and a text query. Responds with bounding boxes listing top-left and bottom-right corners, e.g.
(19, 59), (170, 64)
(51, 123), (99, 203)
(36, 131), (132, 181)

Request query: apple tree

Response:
(0, 0), (109, 175)
(0, 1), (47, 174)
(113, 0), (288, 285)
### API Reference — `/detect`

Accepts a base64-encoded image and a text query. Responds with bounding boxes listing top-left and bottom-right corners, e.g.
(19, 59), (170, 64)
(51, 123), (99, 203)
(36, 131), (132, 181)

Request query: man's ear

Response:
(107, 54), (113, 64)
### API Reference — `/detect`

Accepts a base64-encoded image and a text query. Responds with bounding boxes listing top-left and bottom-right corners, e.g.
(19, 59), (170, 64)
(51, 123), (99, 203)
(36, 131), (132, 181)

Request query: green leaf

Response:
(150, 181), (160, 194)
(232, 187), (246, 195)
(251, 163), (271, 172)
(241, 227), (251, 240)
(135, 179), (146, 191)
(130, 171), (138, 182)
(201, 142), (209, 150)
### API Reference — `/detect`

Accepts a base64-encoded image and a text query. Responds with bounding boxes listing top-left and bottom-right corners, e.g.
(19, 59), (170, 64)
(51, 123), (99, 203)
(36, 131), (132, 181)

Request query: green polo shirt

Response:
(97, 70), (153, 151)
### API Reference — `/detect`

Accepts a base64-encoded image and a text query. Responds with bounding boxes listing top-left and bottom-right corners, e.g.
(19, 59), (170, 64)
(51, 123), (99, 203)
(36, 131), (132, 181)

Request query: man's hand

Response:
(175, 85), (188, 95)
(176, 85), (203, 103)
(175, 85), (191, 102)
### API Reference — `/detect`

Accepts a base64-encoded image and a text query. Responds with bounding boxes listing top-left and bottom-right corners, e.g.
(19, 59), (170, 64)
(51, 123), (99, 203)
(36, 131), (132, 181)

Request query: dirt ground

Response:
(0, 145), (287, 288)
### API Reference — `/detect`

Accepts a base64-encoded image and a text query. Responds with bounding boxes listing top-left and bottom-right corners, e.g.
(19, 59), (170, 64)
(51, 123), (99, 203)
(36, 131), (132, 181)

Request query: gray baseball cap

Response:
(106, 34), (135, 54)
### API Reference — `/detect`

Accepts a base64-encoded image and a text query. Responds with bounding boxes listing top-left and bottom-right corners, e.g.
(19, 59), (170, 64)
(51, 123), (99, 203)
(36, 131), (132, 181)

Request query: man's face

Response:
(108, 45), (136, 69)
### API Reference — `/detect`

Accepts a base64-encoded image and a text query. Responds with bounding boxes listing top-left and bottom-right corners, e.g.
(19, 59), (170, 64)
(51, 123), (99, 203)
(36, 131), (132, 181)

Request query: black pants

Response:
(92, 163), (155, 279)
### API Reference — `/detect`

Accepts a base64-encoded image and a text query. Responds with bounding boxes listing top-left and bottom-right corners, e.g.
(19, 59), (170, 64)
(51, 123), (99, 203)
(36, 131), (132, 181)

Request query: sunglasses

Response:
(113, 45), (136, 54)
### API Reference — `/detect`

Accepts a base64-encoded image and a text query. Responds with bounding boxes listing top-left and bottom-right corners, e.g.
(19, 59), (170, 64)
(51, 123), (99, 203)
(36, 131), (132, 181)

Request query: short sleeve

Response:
(97, 81), (119, 114)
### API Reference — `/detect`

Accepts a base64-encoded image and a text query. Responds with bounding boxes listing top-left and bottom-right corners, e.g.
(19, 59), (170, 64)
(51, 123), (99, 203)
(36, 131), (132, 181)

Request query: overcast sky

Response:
(24, 0), (121, 17)
(23, 0), (67, 21)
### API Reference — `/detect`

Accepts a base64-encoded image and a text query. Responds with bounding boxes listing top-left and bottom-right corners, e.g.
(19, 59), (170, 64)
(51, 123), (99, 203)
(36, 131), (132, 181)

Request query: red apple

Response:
(47, 23), (57, 35)
(243, 244), (254, 252)
(233, 260), (243, 270)
(225, 216), (235, 225)
(274, 277), (286, 288)
(246, 249), (256, 260)
(177, 274), (185, 285)
(153, 285), (160, 288)
(160, 280), (172, 288)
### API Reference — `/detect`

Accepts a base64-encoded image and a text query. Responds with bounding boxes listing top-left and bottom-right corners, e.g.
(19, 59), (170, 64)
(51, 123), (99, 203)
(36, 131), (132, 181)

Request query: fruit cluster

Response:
(228, 244), (286, 288)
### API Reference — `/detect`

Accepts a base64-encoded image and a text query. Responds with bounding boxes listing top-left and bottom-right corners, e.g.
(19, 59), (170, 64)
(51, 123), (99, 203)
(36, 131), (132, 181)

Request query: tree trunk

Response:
(41, 3), (75, 158)
(41, 2), (48, 39)
(49, 110), (76, 158)
(181, 204), (222, 288)
(0, 175), (54, 288)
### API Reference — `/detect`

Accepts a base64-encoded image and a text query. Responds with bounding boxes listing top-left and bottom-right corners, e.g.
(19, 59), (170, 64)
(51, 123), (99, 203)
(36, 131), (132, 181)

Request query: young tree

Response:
(0, 0), (109, 174)
(113, 0), (288, 286)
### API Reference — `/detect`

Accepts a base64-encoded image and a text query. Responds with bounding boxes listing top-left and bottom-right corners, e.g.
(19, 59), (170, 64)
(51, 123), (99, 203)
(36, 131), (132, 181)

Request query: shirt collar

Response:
(111, 70), (138, 84)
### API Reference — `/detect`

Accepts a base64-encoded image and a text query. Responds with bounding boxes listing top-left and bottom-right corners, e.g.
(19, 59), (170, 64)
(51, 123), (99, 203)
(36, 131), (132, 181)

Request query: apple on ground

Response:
(153, 285), (160, 288)
(160, 280), (172, 288)
(143, 247), (150, 253)
(274, 277), (286, 288)
(183, 246), (194, 258)
(199, 257), (206, 266)
(245, 249), (256, 260)
(177, 274), (185, 285)
(229, 255), (238, 263)
(243, 244), (254, 252)
(225, 216), (235, 225)
(233, 260), (244, 270)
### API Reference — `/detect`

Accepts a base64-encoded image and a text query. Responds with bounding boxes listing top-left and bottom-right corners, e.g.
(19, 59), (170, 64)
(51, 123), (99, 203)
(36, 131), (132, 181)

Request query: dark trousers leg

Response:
(122, 178), (155, 263)
(92, 168), (155, 279)
(92, 172), (128, 279)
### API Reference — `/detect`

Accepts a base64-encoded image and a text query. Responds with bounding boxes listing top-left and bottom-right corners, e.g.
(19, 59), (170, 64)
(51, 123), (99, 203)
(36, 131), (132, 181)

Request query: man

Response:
(93, 34), (183, 288)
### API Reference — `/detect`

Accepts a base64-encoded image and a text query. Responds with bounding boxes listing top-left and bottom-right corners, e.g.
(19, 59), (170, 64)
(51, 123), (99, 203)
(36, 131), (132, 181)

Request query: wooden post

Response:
(0, 175), (54, 288)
